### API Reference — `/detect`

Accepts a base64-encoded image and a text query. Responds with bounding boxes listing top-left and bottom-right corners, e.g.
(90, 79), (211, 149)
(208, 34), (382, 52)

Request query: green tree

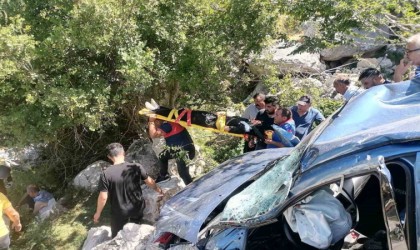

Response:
(0, 0), (281, 146)
(282, 0), (420, 52)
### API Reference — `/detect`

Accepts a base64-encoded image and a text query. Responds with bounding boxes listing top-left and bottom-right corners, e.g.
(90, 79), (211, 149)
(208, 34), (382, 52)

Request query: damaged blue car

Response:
(154, 78), (420, 250)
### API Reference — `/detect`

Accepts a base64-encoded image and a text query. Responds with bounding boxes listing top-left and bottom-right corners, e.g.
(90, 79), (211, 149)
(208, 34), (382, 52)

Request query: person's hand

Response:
(93, 212), (101, 223)
(393, 58), (413, 82)
(148, 114), (156, 122)
(250, 119), (261, 125)
(12, 222), (22, 232)
(265, 139), (273, 144)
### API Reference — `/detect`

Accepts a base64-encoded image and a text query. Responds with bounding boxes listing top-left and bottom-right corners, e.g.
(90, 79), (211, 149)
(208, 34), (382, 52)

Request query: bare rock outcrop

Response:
(91, 223), (160, 250)
(73, 160), (110, 192)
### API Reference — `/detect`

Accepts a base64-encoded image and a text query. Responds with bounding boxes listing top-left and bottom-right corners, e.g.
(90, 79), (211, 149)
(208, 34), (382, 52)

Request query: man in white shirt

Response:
(333, 78), (363, 101)
(242, 93), (265, 120)
(242, 93), (265, 153)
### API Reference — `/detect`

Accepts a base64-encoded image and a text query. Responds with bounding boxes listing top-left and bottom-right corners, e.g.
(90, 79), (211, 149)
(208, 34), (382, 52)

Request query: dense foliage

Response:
(1, 0), (419, 144)
(0, 0), (280, 146)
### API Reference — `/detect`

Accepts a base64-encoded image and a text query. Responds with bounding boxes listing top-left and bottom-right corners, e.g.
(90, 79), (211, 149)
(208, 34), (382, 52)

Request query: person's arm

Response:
(93, 191), (108, 223)
(144, 177), (164, 195)
(148, 117), (164, 138)
(393, 59), (413, 83)
(264, 139), (284, 148)
(315, 110), (325, 123)
(17, 193), (30, 208)
(4, 206), (22, 232)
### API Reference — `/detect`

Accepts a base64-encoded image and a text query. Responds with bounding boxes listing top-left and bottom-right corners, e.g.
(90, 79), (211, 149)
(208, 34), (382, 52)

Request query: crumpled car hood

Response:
(155, 148), (291, 243)
(302, 78), (420, 170)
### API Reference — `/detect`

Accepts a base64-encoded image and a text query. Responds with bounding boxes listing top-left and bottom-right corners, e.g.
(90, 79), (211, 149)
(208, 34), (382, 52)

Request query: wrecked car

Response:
(154, 78), (420, 250)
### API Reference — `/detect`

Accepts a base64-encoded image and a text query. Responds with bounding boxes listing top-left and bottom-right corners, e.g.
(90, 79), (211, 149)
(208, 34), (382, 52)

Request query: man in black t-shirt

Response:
(253, 96), (278, 150)
(93, 143), (163, 237)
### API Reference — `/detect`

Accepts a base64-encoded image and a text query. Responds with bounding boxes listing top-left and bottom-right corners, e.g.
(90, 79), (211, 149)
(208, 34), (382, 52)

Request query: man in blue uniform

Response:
(265, 108), (299, 148)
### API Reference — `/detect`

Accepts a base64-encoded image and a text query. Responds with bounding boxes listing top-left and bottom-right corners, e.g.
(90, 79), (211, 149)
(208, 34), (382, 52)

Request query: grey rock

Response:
(126, 139), (160, 179)
(82, 226), (112, 250)
(73, 160), (110, 192)
(92, 223), (157, 250)
(143, 176), (185, 222)
(252, 42), (325, 74)
(0, 145), (42, 169)
(320, 26), (390, 61)
(356, 57), (393, 70)
(301, 21), (319, 39)
(241, 82), (269, 103)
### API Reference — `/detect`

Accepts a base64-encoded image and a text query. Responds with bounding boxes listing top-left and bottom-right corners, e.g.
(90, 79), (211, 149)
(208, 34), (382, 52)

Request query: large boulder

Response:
(74, 138), (161, 193)
(126, 138), (160, 179)
(241, 82), (269, 103)
(82, 226), (112, 250)
(142, 176), (185, 222)
(188, 158), (205, 179)
(356, 57), (393, 73)
(73, 160), (110, 192)
(320, 26), (390, 61)
(92, 223), (160, 250)
(0, 145), (42, 170)
(250, 42), (325, 75)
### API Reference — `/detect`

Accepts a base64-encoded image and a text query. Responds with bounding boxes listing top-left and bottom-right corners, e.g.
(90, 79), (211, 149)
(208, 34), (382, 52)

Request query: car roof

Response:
(301, 78), (420, 171)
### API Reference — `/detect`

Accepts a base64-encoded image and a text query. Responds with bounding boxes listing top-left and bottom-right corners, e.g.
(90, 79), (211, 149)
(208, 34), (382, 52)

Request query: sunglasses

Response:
(405, 48), (420, 54)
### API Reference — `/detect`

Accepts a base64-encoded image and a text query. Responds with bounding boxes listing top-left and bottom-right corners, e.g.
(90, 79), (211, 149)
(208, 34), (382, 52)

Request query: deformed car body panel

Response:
(301, 78), (420, 171)
(203, 227), (248, 250)
(206, 157), (410, 249)
(291, 143), (420, 199)
(225, 143), (420, 229)
(155, 148), (292, 243)
(378, 157), (408, 249)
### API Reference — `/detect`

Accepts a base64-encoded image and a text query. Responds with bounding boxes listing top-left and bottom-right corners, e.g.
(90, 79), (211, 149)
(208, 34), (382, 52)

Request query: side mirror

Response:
(378, 156), (408, 250)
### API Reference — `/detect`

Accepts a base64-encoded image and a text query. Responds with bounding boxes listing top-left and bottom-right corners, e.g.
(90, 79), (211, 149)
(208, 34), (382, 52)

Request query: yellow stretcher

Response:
(139, 108), (244, 138)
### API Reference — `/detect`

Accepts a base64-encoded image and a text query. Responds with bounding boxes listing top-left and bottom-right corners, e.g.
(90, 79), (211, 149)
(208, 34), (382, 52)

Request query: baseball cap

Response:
(297, 95), (311, 105)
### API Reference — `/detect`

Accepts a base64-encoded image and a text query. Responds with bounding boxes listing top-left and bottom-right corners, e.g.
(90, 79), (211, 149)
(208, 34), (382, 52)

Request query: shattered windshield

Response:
(219, 104), (335, 226)
(220, 143), (305, 225)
